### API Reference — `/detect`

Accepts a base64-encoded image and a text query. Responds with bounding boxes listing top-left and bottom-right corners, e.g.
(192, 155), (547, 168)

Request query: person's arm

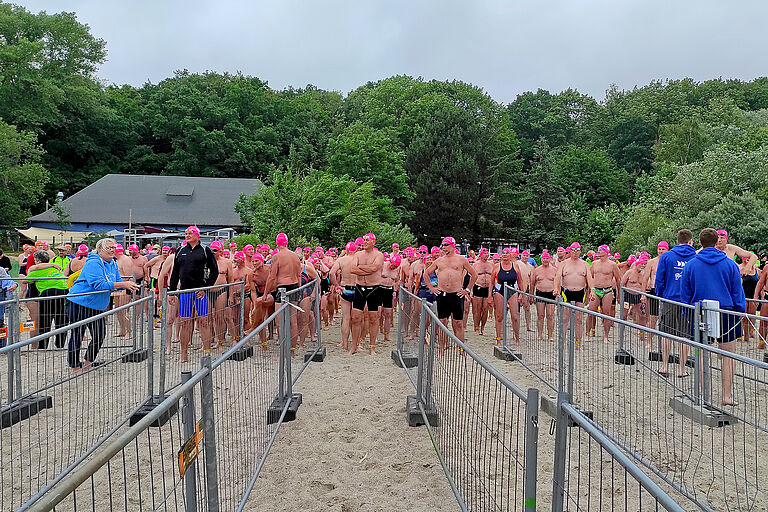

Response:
(204, 248), (218, 288)
(730, 244), (757, 267)
(680, 267), (693, 305)
(553, 265), (563, 296)
(585, 261), (595, 290)
(613, 264), (623, 296)
(755, 270), (768, 300)
(262, 260), (278, 297)
(462, 259), (478, 297)
(731, 264), (747, 313)
(28, 262), (60, 272)
(424, 261), (437, 275)
(654, 255), (666, 298)
(169, 252), (181, 291)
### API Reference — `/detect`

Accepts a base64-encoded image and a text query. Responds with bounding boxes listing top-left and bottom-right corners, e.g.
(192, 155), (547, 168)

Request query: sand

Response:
(244, 327), (458, 512)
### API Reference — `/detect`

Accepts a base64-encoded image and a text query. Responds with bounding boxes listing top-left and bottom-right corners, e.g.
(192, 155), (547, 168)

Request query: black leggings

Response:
(38, 288), (69, 349)
(66, 301), (106, 368)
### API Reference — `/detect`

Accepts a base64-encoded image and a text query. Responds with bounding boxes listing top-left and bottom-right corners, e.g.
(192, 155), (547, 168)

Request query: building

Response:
(21, 174), (262, 246)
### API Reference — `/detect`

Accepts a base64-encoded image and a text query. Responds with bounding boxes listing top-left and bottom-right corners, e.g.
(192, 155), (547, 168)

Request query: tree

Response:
(328, 122), (413, 217)
(606, 116), (657, 174)
(521, 139), (569, 248)
(0, 120), (49, 226)
(552, 146), (631, 209)
(234, 167), (415, 248)
(51, 202), (71, 233)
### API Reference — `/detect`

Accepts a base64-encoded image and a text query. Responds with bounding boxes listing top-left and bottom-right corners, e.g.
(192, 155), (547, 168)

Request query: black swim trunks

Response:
(272, 283), (300, 303)
(472, 284), (489, 298)
(561, 288), (585, 304)
(353, 284), (382, 311)
(341, 285), (355, 303)
(436, 291), (464, 320)
(647, 287), (660, 316)
(535, 290), (556, 301)
(380, 286), (394, 309)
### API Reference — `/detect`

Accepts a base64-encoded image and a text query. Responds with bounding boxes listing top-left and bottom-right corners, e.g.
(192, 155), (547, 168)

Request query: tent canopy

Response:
(17, 227), (91, 246)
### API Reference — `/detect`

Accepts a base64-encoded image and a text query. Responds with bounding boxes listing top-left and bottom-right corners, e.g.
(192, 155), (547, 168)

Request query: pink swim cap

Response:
(598, 244), (610, 254)
(234, 251), (246, 261)
(541, 251), (551, 259)
(229, 242), (238, 248)
(637, 257), (648, 265)
(345, 241), (357, 252)
(363, 233), (376, 241)
(658, 241), (669, 249)
(627, 255), (636, 263)
(557, 246), (565, 251)
(392, 243), (399, 249)
(717, 229), (728, 240)
(222, 249), (230, 257)
(276, 233), (288, 247)
(186, 226), (200, 237)
(390, 254), (402, 266)
(441, 236), (456, 246)
(128, 244), (139, 252)
(77, 244), (89, 256)
(244, 244), (254, 253)
(479, 248), (489, 255)
(162, 245), (171, 251)
(115, 243), (124, 254)
(252, 253), (265, 262)
(522, 250), (530, 257)
(570, 242), (581, 250)
(418, 245), (428, 252)
(210, 240), (224, 251)
(181, 240), (187, 246)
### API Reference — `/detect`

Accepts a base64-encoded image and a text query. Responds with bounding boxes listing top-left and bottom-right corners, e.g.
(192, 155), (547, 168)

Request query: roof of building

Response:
(29, 174), (262, 227)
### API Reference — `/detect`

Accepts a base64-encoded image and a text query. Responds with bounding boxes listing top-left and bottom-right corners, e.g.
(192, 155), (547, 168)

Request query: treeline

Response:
(3, 3), (768, 253)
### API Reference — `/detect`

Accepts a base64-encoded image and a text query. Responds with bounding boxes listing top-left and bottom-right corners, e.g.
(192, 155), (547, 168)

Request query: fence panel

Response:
(0, 293), (154, 510)
(420, 303), (538, 512)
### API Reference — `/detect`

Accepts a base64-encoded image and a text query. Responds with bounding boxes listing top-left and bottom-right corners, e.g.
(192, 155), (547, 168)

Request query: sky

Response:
(17, 0), (768, 103)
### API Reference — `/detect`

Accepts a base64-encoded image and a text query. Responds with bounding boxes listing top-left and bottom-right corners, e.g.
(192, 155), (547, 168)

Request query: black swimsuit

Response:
(495, 264), (517, 296)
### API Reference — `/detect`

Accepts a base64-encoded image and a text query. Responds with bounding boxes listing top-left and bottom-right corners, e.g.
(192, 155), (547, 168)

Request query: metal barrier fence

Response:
(23, 288), (308, 511)
(489, 282), (768, 511)
(396, 293), (539, 511)
(0, 291), (154, 510)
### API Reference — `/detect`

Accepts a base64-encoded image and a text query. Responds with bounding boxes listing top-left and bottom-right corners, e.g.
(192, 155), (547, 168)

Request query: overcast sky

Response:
(17, 0), (768, 103)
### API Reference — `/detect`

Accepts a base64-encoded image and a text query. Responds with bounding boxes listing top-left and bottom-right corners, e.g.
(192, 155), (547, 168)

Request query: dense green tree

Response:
(553, 146), (631, 209)
(521, 139), (569, 248)
(0, 120), (49, 226)
(606, 115), (656, 174)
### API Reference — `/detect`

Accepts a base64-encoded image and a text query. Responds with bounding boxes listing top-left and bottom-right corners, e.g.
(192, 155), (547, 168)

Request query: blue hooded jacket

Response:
(654, 244), (697, 301)
(67, 253), (122, 310)
(680, 247), (745, 312)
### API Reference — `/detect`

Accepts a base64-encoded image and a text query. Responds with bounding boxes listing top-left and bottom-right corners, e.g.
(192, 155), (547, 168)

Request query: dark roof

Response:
(29, 174), (262, 227)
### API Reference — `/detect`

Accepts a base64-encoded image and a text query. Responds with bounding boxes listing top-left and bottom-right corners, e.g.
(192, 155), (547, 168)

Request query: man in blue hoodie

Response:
(654, 229), (697, 376)
(681, 228), (745, 406)
(67, 238), (139, 372)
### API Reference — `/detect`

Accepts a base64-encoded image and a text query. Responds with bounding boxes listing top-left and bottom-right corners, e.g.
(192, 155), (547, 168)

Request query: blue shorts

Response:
(179, 292), (209, 318)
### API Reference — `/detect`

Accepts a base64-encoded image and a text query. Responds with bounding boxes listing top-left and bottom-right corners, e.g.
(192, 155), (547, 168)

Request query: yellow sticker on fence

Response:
(0, 327), (7, 339)
(20, 320), (35, 332)
(178, 420), (204, 477)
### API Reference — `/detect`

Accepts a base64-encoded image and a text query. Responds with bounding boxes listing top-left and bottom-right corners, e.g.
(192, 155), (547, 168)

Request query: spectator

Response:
(66, 238), (138, 373)
(681, 228), (745, 406)
(0, 248), (11, 274)
(52, 246), (69, 270)
(654, 229), (697, 376)
(26, 251), (69, 349)
(0, 267), (18, 347)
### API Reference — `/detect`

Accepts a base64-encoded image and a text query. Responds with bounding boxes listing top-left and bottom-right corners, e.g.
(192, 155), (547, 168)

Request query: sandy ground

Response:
(244, 323), (458, 512)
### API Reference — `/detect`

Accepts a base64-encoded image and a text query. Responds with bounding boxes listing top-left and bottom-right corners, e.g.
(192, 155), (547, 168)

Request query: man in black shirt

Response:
(169, 226), (218, 362)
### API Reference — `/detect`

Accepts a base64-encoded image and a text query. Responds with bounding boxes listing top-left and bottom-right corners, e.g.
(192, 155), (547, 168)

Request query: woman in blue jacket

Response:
(67, 238), (138, 372)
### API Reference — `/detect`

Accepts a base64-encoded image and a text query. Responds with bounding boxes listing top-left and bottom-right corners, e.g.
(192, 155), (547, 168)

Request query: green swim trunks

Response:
(592, 287), (614, 299)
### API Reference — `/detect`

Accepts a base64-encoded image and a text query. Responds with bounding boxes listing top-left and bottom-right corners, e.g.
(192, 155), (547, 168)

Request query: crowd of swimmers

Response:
(6, 228), (764, 378)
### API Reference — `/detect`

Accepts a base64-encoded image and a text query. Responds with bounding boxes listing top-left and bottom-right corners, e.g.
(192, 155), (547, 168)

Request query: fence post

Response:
(424, 302), (437, 409)
(315, 279), (322, 350)
(416, 298), (427, 405)
(698, 301), (713, 405)
(557, 299), (564, 392)
(200, 356), (220, 512)
(396, 284), (404, 353)
(567, 313), (575, 399)
(11, 297), (21, 401)
(524, 387), (539, 512)
(239, 281), (245, 341)
(147, 293), (155, 399)
(159, 289), (168, 398)
(181, 371), (198, 512)
(138, 283), (145, 350)
(551, 391), (570, 512)
(618, 288), (626, 351)
(131, 288), (138, 351)
(693, 302), (702, 406)
(502, 285), (509, 348)
(7, 298), (18, 404)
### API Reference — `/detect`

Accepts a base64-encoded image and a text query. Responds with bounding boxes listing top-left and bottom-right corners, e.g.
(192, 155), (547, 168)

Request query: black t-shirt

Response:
(0, 255), (11, 273)
(169, 243), (218, 291)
